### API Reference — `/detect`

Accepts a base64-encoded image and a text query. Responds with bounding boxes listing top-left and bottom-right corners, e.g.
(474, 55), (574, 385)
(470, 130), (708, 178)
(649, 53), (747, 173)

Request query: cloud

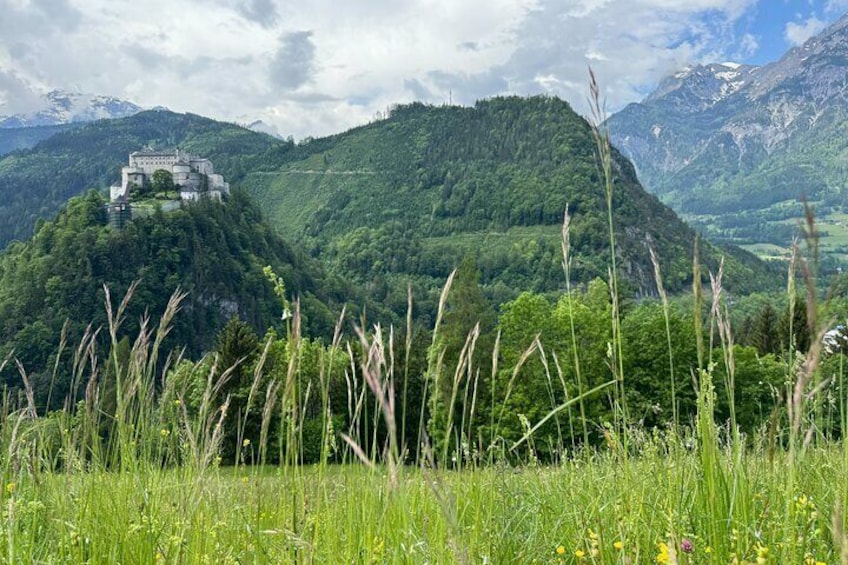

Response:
(403, 0), (762, 117)
(0, 0), (784, 139)
(403, 78), (434, 101)
(237, 0), (279, 28)
(784, 15), (827, 46)
(269, 31), (316, 90)
(735, 32), (760, 59)
(825, 0), (848, 14)
(0, 70), (44, 115)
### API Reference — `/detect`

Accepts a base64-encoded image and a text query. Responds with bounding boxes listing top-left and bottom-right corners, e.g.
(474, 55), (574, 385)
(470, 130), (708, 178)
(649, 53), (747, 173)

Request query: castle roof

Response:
(132, 150), (175, 157)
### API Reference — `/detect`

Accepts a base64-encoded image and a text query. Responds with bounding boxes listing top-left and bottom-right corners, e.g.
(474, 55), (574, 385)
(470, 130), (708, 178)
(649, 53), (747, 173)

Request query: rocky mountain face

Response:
(0, 90), (142, 128)
(607, 14), (848, 216)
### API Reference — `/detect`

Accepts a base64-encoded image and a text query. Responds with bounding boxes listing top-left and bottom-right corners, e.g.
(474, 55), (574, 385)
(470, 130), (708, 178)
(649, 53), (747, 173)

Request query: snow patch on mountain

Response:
(0, 90), (143, 128)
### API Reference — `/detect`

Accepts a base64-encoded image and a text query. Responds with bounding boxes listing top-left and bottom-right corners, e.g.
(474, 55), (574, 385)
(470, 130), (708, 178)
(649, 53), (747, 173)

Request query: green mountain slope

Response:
(241, 96), (778, 300)
(0, 110), (284, 247)
(0, 123), (81, 156)
(0, 190), (356, 405)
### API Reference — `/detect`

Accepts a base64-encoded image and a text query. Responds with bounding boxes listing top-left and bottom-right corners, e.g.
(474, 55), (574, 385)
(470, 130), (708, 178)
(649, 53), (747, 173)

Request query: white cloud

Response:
(0, 0), (770, 138)
(825, 0), (848, 14)
(785, 15), (827, 46)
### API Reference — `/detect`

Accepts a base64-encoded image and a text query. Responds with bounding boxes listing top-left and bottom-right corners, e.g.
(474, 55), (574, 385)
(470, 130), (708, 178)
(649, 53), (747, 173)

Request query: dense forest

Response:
(242, 96), (780, 310)
(154, 247), (848, 463)
(0, 190), (367, 409)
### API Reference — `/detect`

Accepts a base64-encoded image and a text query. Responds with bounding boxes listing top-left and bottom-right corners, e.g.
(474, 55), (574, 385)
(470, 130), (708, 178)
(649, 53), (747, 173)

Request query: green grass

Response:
(684, 201), (848, 265)
(0, 448), (841, 564)
(0, 261), (839, 563)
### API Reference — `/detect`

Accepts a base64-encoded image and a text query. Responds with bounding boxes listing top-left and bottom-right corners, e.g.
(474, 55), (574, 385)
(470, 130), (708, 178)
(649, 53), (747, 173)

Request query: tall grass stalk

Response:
(561, 205), (590, 447)
(649, 242), (678, 430)
(588, 67), (628, 450)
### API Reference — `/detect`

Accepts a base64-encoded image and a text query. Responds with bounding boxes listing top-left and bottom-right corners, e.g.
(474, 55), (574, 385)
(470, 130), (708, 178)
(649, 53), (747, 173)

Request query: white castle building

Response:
(110, 148), (230, 202)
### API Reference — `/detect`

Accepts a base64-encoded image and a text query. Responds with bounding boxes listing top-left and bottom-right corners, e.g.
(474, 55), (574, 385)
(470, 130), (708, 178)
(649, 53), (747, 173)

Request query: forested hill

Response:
(0, 98), (779, 316)
(242, 96), (779, 305)
(0, 110), (281, 247)
(0, 190), (358, 404)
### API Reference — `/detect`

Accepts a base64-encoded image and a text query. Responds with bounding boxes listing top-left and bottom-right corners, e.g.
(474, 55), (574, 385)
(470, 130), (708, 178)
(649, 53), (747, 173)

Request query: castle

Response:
(109, 148), (230, 202)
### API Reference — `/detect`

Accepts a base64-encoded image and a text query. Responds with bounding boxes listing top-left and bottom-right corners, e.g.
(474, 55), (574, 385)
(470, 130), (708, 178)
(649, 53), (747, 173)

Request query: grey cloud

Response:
(122, 44), (171, 70)
(283, 91), (340, 103)
(457, 41), (480, 52)
(0, 0), (82, 38)
(0, 70), (46, 115)
(427, 70), (508, 104)
(403, 78), (434, 101)
(238, 0), (279, 28)
(121, 43), (255, 78)
(269, 31), (316, 90)
(347, 94), (377, 106)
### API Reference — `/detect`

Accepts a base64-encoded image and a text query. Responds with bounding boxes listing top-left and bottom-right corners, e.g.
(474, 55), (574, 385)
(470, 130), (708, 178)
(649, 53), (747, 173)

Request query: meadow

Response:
(0, 266), (844, 564)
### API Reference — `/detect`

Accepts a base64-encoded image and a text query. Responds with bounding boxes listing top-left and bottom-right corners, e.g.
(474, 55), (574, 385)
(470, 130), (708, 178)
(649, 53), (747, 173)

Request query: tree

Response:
(152, 169), (175, 195)
(214, 317), (260, 461)
(750, 303), (780, 356)
(427, 256), (497, 464)
(622, 303), (698, 427)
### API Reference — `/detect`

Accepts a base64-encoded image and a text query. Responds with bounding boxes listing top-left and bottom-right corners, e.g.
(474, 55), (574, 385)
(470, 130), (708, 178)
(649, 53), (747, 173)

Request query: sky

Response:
(1, 0), (847, 139)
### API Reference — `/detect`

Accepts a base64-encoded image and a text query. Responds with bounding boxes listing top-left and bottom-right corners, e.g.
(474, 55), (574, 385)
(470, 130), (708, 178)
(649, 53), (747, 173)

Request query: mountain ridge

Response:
(607, 12), (848, 223)
(241, 96), (778, 299)
(0, 90), (143, 128)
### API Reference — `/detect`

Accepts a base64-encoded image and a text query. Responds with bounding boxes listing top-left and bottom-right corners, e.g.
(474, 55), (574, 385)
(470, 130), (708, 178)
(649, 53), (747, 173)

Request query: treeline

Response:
(167, 256), (848, 465)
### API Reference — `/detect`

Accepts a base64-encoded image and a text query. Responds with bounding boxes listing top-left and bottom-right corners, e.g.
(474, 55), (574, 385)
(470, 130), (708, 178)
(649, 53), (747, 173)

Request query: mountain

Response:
(0, 109), (283, 247)
(0, 98), (777, 312)
(0, 123), (81, 156)
(0, 90), (143, 128)
(606, 14), (848, 259)
(0, 189), (356, 407)
(0, 90), (145, 156)
(240, 96), (778, 302)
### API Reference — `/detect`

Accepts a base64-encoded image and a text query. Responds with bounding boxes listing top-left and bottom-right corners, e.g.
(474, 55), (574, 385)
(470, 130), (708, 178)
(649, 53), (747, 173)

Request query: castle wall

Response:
(113, 149), (229, 204)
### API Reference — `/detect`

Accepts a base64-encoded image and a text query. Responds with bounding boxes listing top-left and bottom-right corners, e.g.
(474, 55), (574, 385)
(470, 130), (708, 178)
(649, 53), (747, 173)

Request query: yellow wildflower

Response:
(556, 546), (565, 555)
(5, 482), (14, 494)
(613, 541), (623, 550)
(574, 549), (585, 559)
(656, 542), (670, 564)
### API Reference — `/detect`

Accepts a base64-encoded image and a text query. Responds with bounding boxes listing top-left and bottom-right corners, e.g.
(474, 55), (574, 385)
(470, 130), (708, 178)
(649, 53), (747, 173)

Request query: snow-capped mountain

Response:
(0, 90), (143, 128)
(606, 12), (848, 215)
(644, 62), (758, 110)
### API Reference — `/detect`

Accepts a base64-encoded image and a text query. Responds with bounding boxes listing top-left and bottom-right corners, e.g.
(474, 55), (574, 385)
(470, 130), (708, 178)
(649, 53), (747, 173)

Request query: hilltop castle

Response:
(109, 148), (230, 202)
